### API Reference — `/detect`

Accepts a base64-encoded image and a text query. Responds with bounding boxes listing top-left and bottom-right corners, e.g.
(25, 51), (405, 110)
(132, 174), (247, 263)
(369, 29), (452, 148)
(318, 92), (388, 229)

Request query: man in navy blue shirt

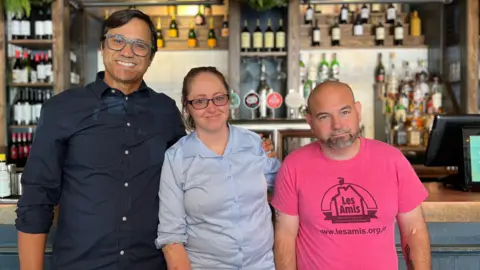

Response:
(15, 9), (186, 270)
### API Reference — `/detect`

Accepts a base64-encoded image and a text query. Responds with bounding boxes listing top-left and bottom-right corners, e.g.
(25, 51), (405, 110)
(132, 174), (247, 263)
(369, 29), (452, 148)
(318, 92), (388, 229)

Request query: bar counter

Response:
(0, 182), (476, 224)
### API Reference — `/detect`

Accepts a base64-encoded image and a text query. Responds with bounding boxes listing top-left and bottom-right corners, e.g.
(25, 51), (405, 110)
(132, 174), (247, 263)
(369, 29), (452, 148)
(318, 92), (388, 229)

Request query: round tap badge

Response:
(230, 90), (241, 109)
(244, 91), (260, 109)
(266, 91), (283, 109)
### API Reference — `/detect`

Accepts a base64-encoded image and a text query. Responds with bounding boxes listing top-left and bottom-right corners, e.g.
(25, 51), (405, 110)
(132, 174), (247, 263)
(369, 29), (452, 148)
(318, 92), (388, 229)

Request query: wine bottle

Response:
(169, 13), (178, 38)
(156, 18), (164, 49)
(275, 19), (285, 52)
(264, 18), (274, 52)
(207, 17), (217, 48)
(311, 20), (320, 47)
(188, 21), (197, 48)
(241, 20), (251, 52)
(253, 19), (263, 52)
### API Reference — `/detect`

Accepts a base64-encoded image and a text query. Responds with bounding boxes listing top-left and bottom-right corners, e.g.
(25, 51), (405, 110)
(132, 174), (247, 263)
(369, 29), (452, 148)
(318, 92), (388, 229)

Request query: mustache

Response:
(330, 128), (351, 136)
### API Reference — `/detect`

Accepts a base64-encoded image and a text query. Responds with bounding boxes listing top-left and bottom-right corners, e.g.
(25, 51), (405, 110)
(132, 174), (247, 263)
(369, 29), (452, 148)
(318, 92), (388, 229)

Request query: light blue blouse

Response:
(155, 125), (280, 269)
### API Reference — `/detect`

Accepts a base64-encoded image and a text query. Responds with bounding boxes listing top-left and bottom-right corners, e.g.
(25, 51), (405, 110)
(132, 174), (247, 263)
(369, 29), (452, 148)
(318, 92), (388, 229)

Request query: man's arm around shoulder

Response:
(397, 205), (431, 270)
(274, 208), (299, 270)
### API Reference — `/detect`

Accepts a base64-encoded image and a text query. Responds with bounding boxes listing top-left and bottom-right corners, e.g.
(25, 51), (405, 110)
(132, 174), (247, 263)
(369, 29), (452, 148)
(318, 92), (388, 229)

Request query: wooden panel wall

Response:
(0, 3), (5, 148)
(460, 0), (479, 113)
(287, 0), (300, 92)
(53, 0), (71, 94)
(228, 0), (240, 90)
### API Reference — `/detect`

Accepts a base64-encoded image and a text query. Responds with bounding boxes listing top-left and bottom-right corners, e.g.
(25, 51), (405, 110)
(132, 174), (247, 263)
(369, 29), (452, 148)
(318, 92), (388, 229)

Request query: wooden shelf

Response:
(157, 39), (228, 51)
(154, 15), (225, 29)
(397, 146), (427, 152)
(240, 51), (288, 57)
(300, 36), (426, 49)
(8, 83), (53, 88)
(10, 125), (36, 129)
(8, 39), (53, 49)
(300, 12), (410, 25)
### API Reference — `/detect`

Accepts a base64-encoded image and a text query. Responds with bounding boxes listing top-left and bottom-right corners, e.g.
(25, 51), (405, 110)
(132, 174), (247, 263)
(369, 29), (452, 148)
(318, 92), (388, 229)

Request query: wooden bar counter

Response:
(0, 182), (479, 224)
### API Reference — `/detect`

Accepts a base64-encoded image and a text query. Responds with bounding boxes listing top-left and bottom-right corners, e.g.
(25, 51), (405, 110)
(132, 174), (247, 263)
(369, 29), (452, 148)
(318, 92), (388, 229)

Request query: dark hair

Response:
(181, 67), (230, 131)
(100, 9), (157, 59)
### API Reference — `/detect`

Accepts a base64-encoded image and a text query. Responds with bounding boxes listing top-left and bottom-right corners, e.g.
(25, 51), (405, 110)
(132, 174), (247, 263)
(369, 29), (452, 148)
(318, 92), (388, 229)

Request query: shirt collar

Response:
(183, 124), (253, 158)
(89, 71), (150, 99)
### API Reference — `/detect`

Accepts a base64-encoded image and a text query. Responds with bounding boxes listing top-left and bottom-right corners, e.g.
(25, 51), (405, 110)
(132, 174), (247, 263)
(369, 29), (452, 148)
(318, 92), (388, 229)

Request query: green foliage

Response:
(1, 0), (52, 17)
(241, 0), (289, 11)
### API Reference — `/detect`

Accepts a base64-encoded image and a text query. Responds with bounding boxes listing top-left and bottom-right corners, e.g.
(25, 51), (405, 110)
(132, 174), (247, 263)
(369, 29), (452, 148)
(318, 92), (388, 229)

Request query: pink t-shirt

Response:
(271, 138), (428, 270)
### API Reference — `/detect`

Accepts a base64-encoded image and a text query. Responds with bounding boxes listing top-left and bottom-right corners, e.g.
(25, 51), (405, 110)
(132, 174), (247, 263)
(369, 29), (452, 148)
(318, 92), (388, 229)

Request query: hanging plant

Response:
(1, 0), (31, 17)
(1, 0), (52, 17)
(237, 0), (288, 11)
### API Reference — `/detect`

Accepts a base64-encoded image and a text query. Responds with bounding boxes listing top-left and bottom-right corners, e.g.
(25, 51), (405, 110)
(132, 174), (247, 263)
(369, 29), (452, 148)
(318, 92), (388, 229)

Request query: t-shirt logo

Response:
(321, 177), (378, 224)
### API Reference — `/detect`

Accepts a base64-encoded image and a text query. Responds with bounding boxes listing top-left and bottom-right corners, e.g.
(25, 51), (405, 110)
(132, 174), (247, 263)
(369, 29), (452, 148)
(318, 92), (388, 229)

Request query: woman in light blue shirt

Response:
(155, 67), (280, 269)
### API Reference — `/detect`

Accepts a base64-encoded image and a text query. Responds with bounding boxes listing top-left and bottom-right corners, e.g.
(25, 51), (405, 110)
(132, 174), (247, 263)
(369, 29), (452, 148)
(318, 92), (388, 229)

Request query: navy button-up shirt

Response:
(15, 72), (186, 270)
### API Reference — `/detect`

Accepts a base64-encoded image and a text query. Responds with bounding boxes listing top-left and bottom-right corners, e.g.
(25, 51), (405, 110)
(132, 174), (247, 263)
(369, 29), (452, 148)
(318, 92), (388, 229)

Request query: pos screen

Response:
(470, 136), (480, 183)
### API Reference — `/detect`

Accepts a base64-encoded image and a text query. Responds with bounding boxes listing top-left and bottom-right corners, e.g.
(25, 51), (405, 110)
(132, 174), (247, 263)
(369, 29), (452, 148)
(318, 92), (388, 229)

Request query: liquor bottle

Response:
(43, 4), (53, 39)
(34, 6), (44, 39)
(395, 122), (408, 146)
(353, 15), (363, 36)
(375, 53), (385, 83)
(339, 4), (349, 24)
(45, 51), (53, 83)
(318, 53), (329, 83)
(253, 19), (263, 52)
(156, 18), (164, 49)
(30, 53), (39, 83)
(187, 21), (197, 48)
(264, 18), (274, 52)
(20, 10), (31, 39)
(9, 133), (18, 165)
(169, 13), (178, 38)
(241, 20), (251, 52)
(194, 5), (205, 26)
(311, 20), (320, 47)
(407, 120), (422, 147)
(11, 12), (21, 40)
(386, 4), (396, 24)
(331, 18), (340, 46)
(330, 53), (340, 81)
(375, 19), (385, 46)
(360, 4), (369, 24)
(410, 11), (421, 37)
(12, 50), (23, 83)
(221, 14), (229, 38)
(394, 17), (404, 46)
(207, 17), (217, 48)
(37, 52), (46, 82)
(305, 2), (313, 24)
(257, 63), (270, 118)
(275, 19), (286, 52)
(431, 77), (443, 114)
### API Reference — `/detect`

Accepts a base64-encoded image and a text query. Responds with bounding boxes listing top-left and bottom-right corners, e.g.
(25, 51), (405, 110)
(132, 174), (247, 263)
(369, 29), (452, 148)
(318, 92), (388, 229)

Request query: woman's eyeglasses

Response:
(187, 94), (230, 110)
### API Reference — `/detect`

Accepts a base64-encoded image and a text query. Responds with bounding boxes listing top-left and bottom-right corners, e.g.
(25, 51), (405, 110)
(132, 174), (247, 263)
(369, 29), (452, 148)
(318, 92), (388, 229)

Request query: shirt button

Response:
(124, 182), (129, 187)
(122, 216), (127, 221)
(111, 89), (115, 93)
(236, 224), (239, 227)
(227, 176), (231, 180)
(120, 250), (124, 255)
(127, 122), (131, 127)
(125, 150), (129, 155)
(238, 247), (242, 252)
(125, 97), (129, 100)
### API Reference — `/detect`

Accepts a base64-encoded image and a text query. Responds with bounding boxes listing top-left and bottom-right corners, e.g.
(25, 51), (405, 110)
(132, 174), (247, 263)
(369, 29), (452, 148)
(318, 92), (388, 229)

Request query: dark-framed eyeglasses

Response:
(103, 34), (153, 57)
(187, 94), (230, 110)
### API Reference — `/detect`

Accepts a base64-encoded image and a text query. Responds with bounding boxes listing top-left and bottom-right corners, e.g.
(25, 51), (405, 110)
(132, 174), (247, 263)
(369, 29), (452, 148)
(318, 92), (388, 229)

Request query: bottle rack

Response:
(155, 15), (228, 50)
(300, 12), (425, 49)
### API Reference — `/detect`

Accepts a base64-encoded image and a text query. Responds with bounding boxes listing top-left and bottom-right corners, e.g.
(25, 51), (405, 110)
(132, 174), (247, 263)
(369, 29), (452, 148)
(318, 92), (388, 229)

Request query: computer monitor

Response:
(425, 114), (480, 191)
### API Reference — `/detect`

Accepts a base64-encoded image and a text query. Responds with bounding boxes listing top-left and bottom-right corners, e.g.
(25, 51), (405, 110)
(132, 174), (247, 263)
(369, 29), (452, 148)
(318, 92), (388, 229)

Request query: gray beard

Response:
(321, 129), (361, 149)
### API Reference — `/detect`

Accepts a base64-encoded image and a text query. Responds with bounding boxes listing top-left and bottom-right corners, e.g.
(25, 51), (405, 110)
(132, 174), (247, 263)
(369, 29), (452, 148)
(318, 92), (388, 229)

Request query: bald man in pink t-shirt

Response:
(271, 81), (431, 270)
